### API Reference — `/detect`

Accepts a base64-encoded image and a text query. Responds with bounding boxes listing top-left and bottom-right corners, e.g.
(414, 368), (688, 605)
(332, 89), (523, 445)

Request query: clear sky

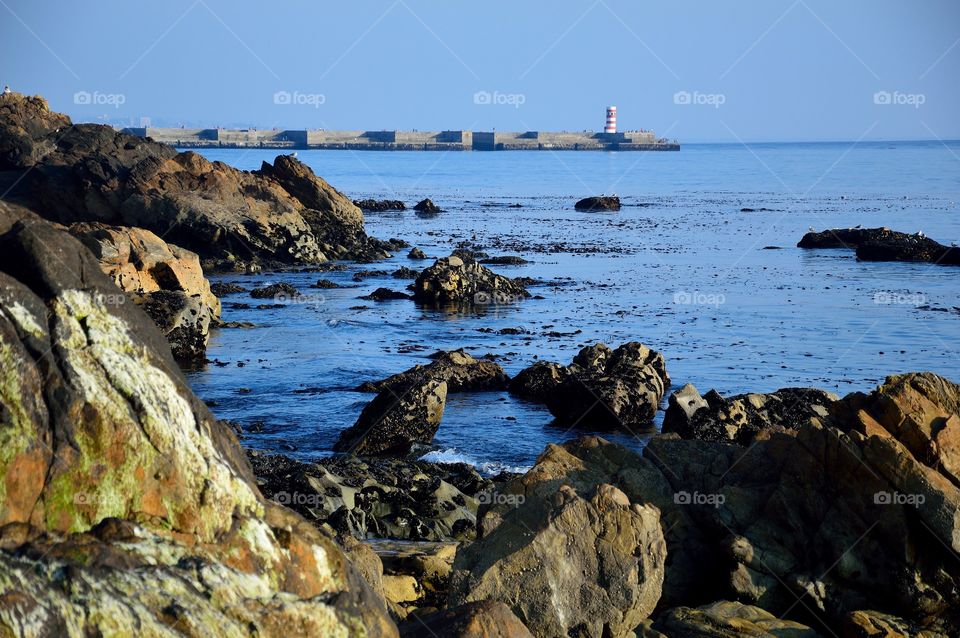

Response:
(1, 0), (958, 142)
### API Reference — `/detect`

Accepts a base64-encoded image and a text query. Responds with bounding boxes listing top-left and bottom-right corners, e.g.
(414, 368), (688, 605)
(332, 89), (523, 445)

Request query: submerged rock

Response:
(412, 256), (530, 306)
(0, 92), (391, 270)
(511, 342), (669, 429)
(358, 349), (509, 393)
(334, 378), (448, 456)
(575, 196), (621, 212)
(662, 384), (838, 444)
(0, 209), (396, 636)
(449, 483), (666, 638)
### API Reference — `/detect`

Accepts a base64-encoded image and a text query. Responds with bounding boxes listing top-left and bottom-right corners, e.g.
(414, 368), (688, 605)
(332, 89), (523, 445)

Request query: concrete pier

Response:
(121, 127), (678, 151)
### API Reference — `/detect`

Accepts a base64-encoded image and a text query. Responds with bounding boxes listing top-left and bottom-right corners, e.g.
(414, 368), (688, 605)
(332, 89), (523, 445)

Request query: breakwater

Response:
(121, 127), (680, 151)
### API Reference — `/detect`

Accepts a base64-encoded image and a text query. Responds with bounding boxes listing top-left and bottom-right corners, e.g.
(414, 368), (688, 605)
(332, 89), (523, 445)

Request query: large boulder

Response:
(358, 349), (509, 393)
(333, 379), (448, 456)
(448, 483), (666, 638)
(0, 209), (397, 636)
(478, 372), (960, 631)
(68, 222), (220, 360)
(662, 384), (838, 444)
(0, 92), (391, 271)
(511, 343), (669, 429)
(412, 256), (530, 306)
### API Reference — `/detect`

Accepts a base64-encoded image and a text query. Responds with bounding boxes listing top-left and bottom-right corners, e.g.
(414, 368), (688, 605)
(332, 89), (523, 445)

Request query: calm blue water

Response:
(186, 142), (960, 474)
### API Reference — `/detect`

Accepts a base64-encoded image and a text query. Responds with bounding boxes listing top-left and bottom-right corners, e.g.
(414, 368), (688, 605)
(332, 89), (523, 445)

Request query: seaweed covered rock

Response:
(358, 349), (509, 394)
(412, 256), (530, 306)
(249, 451), (498, 541)
(0, 208), (396, 636)
(334, 378), (448, 456)
(662, 384), (838, 444)
(575, 196), (621, 212)
(0, 92), (392, 271)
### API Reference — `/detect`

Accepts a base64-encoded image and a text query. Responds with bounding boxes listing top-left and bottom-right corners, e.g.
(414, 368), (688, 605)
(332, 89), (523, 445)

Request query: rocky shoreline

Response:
(1, 93), (958, 636)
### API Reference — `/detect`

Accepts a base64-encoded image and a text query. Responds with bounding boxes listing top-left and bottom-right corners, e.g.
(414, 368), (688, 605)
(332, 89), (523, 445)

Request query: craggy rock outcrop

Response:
(400, 600), (534, 638)
(412, 256), (530, 306)
(511, 343), (669, 429)
(355, 199), (406, 212)
(575, 196), (621, 212)
(662, 383), (838, 444)
(0, 93), (392, 271)
(250, 282), (300, 300)
(361, 287), (412, 301)
(68, 222), (220, 360)
(408, 247), (427, 260)
(376, 541), (459, 615)
(333, 379), (448, 456)
(642, 601), (819, 637)
(449, 483), (666, 638)
(475, 372), (960, 633)
(798, 227), (960, 266)
(249, 451), (498, 541)
(358, 349), (509, 394)
(0, 211), (396, 636)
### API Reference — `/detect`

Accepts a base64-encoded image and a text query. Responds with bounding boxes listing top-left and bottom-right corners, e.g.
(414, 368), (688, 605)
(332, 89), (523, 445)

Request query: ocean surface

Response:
(186, 142), (960, 474)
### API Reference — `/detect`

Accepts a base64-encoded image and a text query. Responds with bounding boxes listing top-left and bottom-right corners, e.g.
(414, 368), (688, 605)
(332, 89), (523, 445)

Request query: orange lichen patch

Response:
(1, 449), (48, 525)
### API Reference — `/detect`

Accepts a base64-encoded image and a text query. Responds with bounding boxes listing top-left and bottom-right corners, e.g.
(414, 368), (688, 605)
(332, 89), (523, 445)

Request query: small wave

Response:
(419, 448), (531, 477)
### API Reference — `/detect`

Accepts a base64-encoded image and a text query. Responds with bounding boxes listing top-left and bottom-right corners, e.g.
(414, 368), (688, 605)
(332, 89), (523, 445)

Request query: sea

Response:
(184, 141), (960, 475)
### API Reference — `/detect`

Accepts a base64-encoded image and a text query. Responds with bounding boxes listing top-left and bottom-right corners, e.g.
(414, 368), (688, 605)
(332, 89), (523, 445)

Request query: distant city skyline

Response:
(2, 0), (958, 142)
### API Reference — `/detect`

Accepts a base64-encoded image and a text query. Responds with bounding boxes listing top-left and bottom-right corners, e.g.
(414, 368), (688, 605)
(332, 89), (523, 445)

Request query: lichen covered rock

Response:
(0, 209), (396, 636)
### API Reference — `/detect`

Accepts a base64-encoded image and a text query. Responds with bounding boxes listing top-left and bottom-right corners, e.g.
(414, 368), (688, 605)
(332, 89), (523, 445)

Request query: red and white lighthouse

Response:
(604, 106), (617, 133)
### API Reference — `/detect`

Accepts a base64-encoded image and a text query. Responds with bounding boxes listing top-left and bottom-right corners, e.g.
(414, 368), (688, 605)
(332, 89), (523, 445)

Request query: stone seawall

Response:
(122, 127), (679, 151)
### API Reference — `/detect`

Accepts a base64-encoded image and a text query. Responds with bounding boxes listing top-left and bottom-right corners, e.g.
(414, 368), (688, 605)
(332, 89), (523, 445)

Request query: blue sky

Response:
(1, 0), (958, 142)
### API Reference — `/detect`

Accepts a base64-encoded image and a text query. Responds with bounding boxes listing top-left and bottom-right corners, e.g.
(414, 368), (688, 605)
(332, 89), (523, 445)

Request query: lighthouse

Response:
(604, 106), (617, 134)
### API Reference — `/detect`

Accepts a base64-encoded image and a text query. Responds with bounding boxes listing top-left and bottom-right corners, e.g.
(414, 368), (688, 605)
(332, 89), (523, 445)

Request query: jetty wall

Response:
(122, 127), (677, 151)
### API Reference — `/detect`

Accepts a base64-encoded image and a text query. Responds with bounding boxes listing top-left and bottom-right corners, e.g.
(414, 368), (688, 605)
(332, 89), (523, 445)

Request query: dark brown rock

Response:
(575, 196), (621, 212)
(358, 349), (509, 394)
(401, 600), (534, 638)
(334, 379), (448, 456)
(412, 256), (530, 306)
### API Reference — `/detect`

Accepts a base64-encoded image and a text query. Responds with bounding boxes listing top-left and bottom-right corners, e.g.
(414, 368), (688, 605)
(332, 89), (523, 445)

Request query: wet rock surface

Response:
(0, 93), (393, 271)
(575, 195), (621, 211)
(662, 383), (838, 444)
(799, 226), (960, 265)
(412, 256), (530, 306)
(358, 349), (510, 394)
(511, 342), (669, 429)
(333, 378), (448, 456)
(250, 282), (300, 299)
(361, 287), (413, 301)
(355, 198), (407, 212)
(0, 207), (397, 636)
